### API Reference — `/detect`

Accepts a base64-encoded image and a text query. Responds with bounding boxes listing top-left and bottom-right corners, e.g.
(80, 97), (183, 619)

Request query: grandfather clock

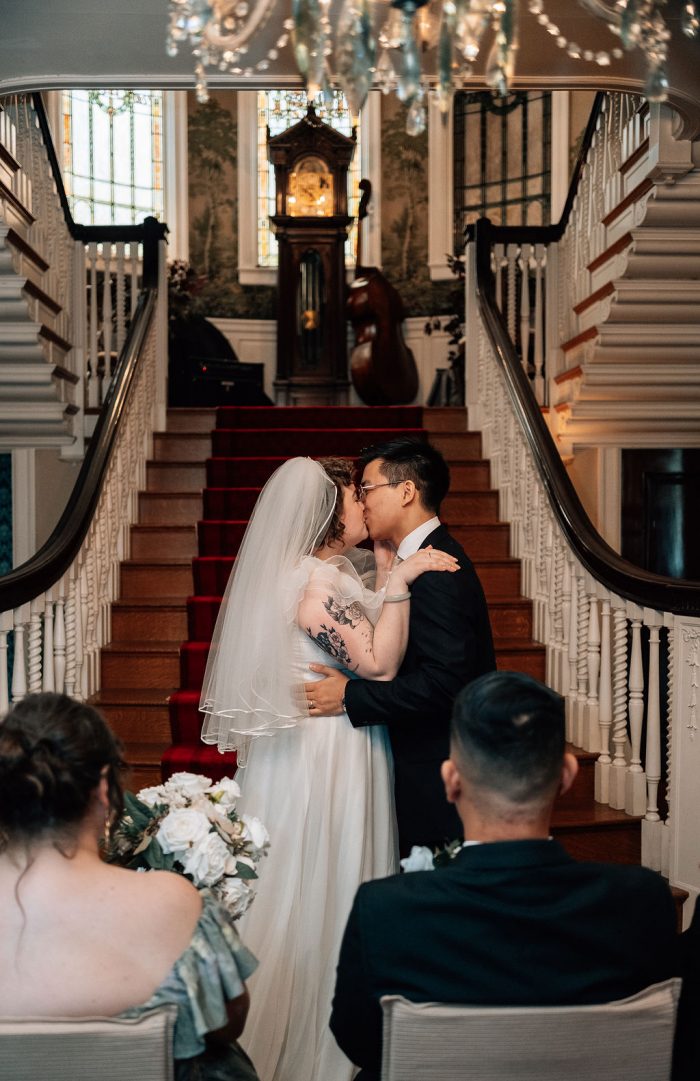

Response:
(268, 105), (355, 405)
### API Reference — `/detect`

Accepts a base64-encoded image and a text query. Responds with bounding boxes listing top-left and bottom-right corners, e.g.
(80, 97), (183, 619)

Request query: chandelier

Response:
(167, 0), (700, 134)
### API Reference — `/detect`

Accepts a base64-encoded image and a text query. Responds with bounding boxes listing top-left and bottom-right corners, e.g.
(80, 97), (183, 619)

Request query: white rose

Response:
(209, 777), (241, 809)
(215, 876), (252, 919)
(400, 845), (435, 873)
(156, 808), (211, 856)
(242, 814), (270, 852)
(136, 784), (168, 807)
(183, 832), (232, 887)
(165, 772), (213, 800)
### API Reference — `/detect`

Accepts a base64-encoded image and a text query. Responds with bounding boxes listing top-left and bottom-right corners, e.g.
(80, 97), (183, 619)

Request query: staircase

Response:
(92, 405), (641, 865)
(0, 103), (77, 447)
(553, 147), (700, 453)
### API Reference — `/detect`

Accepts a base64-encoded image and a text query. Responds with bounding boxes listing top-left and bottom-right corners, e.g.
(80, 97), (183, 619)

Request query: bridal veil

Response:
(200, 457), (338, 760)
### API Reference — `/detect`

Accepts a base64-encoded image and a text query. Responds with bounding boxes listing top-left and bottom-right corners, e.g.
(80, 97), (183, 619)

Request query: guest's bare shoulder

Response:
(109, 865), (202, 929)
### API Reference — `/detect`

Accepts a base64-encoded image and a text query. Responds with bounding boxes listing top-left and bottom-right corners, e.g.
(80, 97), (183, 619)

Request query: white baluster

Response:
(560, 559), (571, 698)
(11, 606), (30, 703)
(130, 241), (139, 318)
(584, 589), (601, 751)
(574, 575), (589, 747)
(519, 243), (531, 379)
(645, 619), (662, 823)
(28, 600), (42, 694)
(54, 588), (66, 694)
(64, 576), (77, 697)
(0, 611), (11, 714)
(42, 598), (55, 692)
(88, 242), (99, 408)
(102, 245), (113, 394)
(609, 604), (629, 810)
(595, 597), (613, 804)
(566, 566), (578, 743)
(660, 615), (674, 878)
(533, 245), (545, 403)
(116, 242), (126, 354)
(625, 609), (647, 817)
(494, 243), (504, 312)
(507, 244), (517, 341)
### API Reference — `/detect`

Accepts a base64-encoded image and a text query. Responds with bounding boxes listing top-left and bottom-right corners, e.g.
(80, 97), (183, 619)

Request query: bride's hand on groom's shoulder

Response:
(393, 547), (459, 588)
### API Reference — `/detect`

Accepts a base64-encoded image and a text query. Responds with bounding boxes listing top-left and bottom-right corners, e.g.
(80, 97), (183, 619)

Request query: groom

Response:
(305, 436), (496, 854)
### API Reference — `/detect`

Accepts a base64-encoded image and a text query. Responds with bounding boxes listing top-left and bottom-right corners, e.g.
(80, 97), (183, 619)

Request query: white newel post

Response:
(595, 596), (613, 804)
(669, 621), (700, 911)
(584, 584), (601, 752)
(609, 602), (629, 810)
(641, 611), (662, 872)
(625, 607), (647, 817)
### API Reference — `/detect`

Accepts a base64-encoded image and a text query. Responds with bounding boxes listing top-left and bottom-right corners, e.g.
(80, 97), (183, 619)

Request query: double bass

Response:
(347, 180), (419, 405)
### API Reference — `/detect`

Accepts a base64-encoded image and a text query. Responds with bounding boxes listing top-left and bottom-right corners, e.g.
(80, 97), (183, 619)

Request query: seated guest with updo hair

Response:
(0, 692), (260, 1081)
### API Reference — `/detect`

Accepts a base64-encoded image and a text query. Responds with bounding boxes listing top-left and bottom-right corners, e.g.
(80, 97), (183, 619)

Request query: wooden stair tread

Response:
(91, 688), (175, 706)
(122, 557), (192, 567)
(112, 597), (187, 609)
(552, 803), (642, 829)
(102, 640), (182, 654)
(494, 637), (545, 651)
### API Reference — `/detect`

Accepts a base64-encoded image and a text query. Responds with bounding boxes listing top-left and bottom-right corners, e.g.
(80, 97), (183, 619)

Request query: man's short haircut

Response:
(451, 671), (565, 805)
(356, 436), (450, 514)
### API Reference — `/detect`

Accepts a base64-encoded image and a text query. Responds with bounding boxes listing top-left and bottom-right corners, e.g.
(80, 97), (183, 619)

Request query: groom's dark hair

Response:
(356, 436), (450, 513)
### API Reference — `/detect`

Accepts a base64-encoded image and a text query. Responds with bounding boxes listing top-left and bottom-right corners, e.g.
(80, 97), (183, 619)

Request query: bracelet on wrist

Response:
(384, 591), (411, 603)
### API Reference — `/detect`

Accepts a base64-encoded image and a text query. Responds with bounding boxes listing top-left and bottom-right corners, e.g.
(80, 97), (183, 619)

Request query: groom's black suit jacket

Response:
(330, 840), (679, 1081)
(344, 524), (496, 853)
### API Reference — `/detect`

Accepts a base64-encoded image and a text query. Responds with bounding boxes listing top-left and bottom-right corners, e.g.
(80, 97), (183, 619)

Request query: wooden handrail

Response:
(0, 287), (157, 613)
(471, 220), (700, 615)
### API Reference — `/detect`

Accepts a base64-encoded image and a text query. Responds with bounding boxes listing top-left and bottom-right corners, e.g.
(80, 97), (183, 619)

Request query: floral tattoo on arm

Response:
(306, 624), (356, 669)
(323, 596), (365, 628)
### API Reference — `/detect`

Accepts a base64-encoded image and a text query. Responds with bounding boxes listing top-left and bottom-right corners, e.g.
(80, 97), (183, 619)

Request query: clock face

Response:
(288, 156), (334, 217)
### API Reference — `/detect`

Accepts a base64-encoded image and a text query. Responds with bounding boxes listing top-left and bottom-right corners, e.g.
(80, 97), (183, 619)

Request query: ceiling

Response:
(1, 0), (698, 136)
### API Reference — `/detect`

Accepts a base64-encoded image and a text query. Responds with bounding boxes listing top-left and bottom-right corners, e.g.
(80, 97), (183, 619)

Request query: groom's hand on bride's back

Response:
(305, 665), (349, 716)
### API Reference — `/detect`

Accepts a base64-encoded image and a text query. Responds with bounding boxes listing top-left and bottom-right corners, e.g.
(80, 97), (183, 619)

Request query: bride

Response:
(200, 456), (457, 1081)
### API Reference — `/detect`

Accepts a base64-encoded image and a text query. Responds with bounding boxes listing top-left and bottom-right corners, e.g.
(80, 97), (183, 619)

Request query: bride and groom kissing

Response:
(200, 435), (495, 1081)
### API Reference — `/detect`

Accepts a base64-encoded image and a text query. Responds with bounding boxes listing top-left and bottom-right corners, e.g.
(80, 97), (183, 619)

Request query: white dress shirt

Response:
(396, 516), (441, 560)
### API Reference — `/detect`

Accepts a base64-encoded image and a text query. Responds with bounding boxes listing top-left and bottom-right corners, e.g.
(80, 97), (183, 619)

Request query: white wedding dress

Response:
(235, 569), (398, 1081)
(199, 461), (399, 1081)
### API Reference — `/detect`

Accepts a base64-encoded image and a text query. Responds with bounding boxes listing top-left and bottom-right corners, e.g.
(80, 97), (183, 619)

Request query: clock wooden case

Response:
(268, 105), (356, 405)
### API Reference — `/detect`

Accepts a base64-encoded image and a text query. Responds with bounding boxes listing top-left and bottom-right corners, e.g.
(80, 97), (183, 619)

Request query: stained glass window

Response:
(61, 90), (164, 226)
(257, 91), (361, 267)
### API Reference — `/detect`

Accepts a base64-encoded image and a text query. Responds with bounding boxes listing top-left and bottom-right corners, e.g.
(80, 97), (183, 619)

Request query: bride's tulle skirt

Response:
(236, 711), (398, 1081)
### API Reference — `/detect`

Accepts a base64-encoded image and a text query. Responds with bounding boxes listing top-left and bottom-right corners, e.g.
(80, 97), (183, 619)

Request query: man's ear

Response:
(400, 480), (417, 507)
(558, 752), (579, 798)
(441, 758), (462, 805)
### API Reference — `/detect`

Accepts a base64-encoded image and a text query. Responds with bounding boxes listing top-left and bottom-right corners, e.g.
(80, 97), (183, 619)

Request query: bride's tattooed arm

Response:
(298, 580), (410, 681)
(322, 596), (365, 628)
(306, 623), (355, 669)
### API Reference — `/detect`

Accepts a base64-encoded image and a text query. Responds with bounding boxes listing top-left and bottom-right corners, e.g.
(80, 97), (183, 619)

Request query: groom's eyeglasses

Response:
(357, 481), (399, 502)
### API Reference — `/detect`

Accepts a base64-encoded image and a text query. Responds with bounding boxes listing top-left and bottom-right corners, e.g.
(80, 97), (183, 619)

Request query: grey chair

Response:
(380, 978), (682, 1081)
(0, 1003), (177, 1081)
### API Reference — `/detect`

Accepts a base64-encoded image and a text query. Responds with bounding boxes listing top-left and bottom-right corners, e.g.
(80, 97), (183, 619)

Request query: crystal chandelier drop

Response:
(167, 0), (699, 135)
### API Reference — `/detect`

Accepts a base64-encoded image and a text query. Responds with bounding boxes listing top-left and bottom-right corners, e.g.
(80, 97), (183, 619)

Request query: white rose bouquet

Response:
(107, 771), (269, 920)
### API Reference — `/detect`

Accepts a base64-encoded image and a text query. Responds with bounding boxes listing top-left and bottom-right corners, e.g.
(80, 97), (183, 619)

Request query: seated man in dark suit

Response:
(674, 899), (700, 1079)
(330, 670), (680, 1081)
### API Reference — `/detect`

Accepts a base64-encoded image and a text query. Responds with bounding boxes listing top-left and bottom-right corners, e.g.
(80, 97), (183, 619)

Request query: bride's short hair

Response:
(318, 457), (354, 548)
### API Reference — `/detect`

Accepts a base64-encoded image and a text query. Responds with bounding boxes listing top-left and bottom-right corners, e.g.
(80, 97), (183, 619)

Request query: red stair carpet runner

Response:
(162, 406), (430, 781)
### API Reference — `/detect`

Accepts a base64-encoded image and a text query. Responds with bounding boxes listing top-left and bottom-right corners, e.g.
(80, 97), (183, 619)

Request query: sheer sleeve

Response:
(296, 552), (412, 681)
(122, 890), (258, 1060)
